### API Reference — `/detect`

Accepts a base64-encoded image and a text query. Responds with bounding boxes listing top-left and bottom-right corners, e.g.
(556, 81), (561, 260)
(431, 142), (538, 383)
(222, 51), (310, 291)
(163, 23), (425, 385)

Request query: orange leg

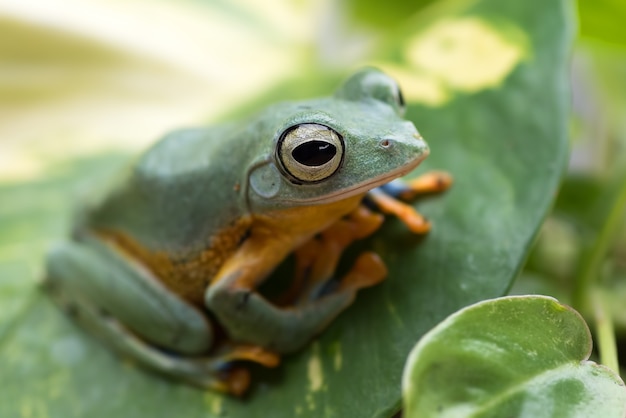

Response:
(366, 188), (431, 234)
(211, 171), (451, 394)
(289, 205), (386, 304)
(399, 171), (453, 200)
(366, 171), (453, 234)
(204, 204), (390, 356)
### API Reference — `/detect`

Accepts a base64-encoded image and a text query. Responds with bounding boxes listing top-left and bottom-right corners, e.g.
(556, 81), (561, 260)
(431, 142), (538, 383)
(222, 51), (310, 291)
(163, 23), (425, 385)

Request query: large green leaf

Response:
(0, 0), (572, 417)
(403, 296), (626, 417)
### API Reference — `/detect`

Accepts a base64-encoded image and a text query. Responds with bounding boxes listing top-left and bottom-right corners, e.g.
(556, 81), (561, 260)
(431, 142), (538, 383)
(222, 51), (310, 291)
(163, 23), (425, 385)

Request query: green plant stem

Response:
(572, 170), (626, 312)
(591, 289), (619, 373)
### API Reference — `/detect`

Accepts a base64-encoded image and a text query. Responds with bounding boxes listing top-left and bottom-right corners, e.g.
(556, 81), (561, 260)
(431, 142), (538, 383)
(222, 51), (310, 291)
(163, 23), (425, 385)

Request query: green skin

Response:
(44, 68), (429, 388)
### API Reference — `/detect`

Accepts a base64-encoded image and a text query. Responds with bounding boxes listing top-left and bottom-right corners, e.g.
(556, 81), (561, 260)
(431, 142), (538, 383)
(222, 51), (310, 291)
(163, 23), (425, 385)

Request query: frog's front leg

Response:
(365, 171), (453, 234)
(288, 205), (387, 304)
(205, 219), (384, 354)
(43, 234), (274, 395)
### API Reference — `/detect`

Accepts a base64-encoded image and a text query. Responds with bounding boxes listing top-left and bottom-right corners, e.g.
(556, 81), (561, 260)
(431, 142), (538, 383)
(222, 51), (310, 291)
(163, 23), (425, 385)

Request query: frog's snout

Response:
(414, 133), (431, 158)
(378, 133), (425, 148)
(377, 128), (429, 162)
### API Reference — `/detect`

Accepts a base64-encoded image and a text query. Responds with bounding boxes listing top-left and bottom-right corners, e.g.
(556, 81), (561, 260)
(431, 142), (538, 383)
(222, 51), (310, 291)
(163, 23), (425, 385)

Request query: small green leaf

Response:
(403, 296), (626, 418)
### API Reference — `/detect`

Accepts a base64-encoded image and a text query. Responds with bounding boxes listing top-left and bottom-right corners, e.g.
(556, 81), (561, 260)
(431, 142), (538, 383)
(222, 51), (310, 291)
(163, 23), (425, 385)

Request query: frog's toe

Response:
(209, 367), (250, 396)
(401, 211), (431, 234)
(346, 205), (385, 239)
(226, 367), (251, 397)
(339, 252), (387, 292)
(219, 344), (280, 368)
(365, 188), (432, 234)
(401, 170), (453, 200)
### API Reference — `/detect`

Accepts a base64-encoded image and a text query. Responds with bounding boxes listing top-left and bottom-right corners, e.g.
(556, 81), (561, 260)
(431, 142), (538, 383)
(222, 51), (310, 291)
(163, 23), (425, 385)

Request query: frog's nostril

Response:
(379, 139), (393, 149)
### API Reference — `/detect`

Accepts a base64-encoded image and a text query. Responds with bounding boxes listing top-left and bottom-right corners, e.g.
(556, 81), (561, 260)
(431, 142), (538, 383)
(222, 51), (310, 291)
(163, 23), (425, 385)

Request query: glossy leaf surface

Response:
(403, 296), (626, 418)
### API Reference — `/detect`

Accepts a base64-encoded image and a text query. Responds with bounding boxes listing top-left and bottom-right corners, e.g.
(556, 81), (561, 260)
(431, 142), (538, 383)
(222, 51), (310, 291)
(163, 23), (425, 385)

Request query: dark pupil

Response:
(292, 141), (337, 166)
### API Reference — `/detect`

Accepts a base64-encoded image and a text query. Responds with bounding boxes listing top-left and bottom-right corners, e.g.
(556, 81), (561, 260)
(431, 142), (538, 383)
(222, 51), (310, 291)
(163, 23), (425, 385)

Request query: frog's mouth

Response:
(302, 150), (429, 205)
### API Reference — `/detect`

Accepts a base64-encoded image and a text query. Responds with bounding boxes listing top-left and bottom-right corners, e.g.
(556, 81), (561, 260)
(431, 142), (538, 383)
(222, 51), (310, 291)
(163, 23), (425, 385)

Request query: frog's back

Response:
(137, 125), (234, 180)
(80, 124), (253, 304)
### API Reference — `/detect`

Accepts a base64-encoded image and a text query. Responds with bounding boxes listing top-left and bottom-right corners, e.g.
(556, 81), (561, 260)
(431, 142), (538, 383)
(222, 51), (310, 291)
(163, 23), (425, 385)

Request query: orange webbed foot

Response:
(338, 251), (387, 292)
(400, 171), (453, 200)
(215, 367), (251, 397)
(366, 170), (452, 234)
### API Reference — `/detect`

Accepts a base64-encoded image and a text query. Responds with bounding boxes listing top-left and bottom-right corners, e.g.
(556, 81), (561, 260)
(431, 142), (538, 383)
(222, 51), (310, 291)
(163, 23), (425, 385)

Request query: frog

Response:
(43, 68), (451, 396)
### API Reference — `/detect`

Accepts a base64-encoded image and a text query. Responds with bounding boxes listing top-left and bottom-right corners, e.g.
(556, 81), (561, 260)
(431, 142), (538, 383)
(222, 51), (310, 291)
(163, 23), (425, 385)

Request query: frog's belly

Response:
(94, 216), (253, 305)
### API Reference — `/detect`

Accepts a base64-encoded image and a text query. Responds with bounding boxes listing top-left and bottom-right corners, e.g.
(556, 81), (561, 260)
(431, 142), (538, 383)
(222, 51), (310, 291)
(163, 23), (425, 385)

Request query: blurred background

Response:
(0, 0), (625, 397)
(0, 0), (568, 179)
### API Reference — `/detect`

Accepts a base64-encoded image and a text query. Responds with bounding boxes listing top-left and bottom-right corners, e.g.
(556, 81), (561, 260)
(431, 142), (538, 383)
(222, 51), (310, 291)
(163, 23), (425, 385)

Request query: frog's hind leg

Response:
(43, 236), (262, 395)
(44, 235), (213, 353)
(365, 171), (452, 234)
(45, 277), (246, 394)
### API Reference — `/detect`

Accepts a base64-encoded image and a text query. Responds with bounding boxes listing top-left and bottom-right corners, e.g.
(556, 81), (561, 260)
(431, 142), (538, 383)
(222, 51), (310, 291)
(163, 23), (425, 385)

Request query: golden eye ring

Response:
(277, 123), (344, 183)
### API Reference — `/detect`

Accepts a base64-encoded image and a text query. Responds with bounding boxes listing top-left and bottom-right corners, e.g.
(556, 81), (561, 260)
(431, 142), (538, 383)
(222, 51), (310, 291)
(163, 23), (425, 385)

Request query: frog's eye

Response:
(383, 79), (406, 116)
(335, 69), (407, 116)
(277, 123), (344, 183)
(395, 84), (406, 115)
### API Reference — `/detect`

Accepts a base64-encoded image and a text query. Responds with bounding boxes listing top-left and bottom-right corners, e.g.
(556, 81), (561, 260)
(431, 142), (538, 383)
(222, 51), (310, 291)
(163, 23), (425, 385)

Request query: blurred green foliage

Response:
(514, 0), (626, 375)
(578, 0), (626, 46)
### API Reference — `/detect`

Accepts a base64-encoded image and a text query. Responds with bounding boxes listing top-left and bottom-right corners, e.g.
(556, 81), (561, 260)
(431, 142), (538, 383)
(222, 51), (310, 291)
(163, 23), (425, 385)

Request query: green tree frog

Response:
(43, 68), (451, 395)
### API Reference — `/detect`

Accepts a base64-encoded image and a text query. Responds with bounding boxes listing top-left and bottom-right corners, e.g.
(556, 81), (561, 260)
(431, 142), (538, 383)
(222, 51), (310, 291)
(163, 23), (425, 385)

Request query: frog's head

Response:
(247, 68), (429, 210)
